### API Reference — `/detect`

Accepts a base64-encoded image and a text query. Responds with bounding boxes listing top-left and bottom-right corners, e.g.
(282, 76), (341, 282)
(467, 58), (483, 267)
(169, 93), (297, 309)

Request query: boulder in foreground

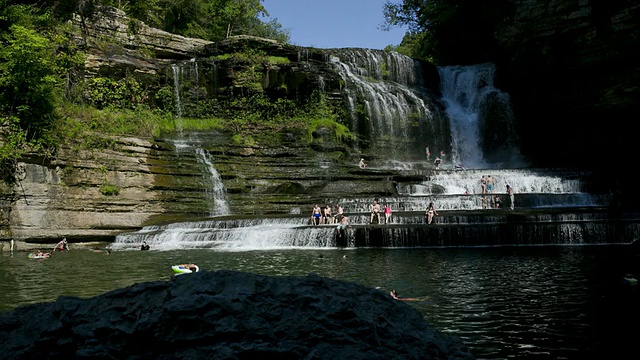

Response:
(0, 270), (474, 359)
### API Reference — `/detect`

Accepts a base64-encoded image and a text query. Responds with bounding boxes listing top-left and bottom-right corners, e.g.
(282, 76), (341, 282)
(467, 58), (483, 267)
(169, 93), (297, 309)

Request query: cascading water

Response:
(171, 64), (183, 120)
(329, 49), (447, 163)
(170, 140), (230, 216)
(113, 217), (338, 251)
(438, 63), (522, 168)
(195, 148), (230, 216)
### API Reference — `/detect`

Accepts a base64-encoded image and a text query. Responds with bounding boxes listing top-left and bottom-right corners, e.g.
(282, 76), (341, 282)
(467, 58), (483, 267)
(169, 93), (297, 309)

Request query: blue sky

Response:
(262, 0), (408, 50)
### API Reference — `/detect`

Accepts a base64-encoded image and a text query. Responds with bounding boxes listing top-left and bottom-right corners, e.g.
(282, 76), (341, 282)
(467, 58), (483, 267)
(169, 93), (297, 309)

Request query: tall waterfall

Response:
(329, 49), (446, 162)
(438, 63), (523, 168)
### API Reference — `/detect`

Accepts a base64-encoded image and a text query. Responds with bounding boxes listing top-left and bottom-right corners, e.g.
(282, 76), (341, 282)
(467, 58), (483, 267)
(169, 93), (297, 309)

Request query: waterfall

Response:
(170, 140), (230, 216)
(171, 64), (183, 127)
(112, 218), (338, 251)
(195, 148), (230, 216)
(438, 63), (522, 168)
(329, 49), (442, 163)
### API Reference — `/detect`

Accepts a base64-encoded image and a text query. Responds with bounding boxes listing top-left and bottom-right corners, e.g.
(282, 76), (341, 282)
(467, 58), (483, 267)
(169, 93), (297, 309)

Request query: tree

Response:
(382, 0), (510, 64)
(0, 24), (58, 139)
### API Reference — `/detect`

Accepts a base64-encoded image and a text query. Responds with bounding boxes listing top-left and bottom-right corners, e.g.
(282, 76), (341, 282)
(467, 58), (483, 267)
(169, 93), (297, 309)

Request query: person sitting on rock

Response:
(434, 157), (442, 170)
(359, 158), (367, 169)
(323, 205), (332, 224)
(52, 238), (68, 252)
(311, 204), (322, 225)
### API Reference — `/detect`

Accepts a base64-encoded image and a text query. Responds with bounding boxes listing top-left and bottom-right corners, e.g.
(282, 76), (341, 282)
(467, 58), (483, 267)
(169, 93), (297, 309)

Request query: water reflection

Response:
(1, 246), (639, 360)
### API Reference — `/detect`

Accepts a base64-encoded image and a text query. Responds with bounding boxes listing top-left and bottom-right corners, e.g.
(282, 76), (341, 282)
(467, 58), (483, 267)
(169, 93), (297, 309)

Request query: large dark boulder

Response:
(0, 271), (473, 360)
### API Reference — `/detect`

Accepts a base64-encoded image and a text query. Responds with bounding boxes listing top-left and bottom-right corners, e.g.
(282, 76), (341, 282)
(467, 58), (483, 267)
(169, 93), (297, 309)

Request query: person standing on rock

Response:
(506, 184), (515, 210)
(384, 204), (392, 224)
(426, 202), (438, 224)
(480, 175), (487, 194)
(434, 157), (442, 170)
(370, 200), (381, 224)
(486, 175), (494, 194)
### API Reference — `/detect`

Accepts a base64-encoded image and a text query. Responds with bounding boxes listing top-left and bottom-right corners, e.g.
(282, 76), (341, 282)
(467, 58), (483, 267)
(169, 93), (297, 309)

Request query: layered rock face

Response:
(0, 270), (474, 360)
(6, 137), (216, 243)
(74, 7), (213, 78)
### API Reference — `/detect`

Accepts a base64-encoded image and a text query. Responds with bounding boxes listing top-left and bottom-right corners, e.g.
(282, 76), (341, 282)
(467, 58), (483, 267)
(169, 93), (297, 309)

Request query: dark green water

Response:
(2, 245), (639, 360)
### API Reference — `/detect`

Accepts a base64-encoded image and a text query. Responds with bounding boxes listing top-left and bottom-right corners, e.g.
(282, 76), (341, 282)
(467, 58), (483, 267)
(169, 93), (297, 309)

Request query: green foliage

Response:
(0, 3), (83, 179)
(303, 92), (354, 143)
(99, 183), (120, 196)
(307, 118), (354, 143)
(86, 76), (148, 110)
(52, 103), (222, 147)
(0, 24), (58, 138)
(268, 56), (290, 64)
(104, 0), (290, 43)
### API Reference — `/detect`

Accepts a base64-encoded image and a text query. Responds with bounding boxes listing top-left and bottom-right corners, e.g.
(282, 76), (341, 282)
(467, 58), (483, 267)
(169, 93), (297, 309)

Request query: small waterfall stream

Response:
(171, 64), (183, 120)
(195, 148), (230, 216)
(171, 140), (230, 216)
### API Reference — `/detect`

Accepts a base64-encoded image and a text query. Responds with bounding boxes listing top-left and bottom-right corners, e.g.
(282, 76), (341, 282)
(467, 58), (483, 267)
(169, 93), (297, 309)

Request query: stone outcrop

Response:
(73, 7), (213, 77)
(0, 270), (474, 360)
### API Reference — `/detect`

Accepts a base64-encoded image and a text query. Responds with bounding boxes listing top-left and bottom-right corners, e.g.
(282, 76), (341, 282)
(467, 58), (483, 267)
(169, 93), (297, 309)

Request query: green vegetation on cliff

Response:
(1, 0), (354, 183)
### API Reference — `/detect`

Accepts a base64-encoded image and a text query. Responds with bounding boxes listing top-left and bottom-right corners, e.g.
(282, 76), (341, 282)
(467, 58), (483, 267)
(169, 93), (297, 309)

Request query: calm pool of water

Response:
(2, 245), (639, 359)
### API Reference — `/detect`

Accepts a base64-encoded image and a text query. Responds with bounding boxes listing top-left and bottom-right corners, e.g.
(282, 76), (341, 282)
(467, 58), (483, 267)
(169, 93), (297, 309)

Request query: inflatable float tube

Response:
(171, 264), (199, 275)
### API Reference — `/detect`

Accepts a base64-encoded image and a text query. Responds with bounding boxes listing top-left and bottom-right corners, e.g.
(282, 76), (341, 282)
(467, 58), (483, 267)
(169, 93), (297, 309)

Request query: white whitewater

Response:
(171, 64), (183, 121)
(111, 218), (336, 251)
(397, 169), (584, 196)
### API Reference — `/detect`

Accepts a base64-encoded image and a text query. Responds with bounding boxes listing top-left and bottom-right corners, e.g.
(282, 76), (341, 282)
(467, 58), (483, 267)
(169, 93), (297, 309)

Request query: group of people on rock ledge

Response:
(479, 175), (515, 210)
(310, 199), (440, 229)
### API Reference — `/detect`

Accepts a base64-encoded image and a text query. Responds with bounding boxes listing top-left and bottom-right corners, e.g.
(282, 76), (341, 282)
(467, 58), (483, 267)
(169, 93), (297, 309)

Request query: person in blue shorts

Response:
(311, 204), (321, 225)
